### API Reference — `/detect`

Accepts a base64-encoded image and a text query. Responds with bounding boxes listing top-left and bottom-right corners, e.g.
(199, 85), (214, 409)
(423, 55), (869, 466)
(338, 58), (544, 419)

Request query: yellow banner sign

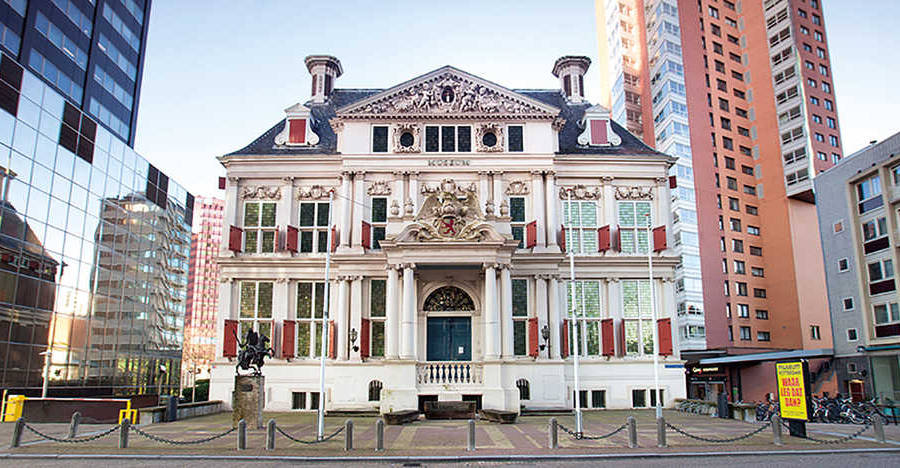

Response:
(776, 361), (809, 421)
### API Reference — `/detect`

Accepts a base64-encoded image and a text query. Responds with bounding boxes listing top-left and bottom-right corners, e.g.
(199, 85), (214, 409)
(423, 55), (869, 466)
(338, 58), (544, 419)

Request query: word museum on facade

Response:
(210, 55), (687, 412)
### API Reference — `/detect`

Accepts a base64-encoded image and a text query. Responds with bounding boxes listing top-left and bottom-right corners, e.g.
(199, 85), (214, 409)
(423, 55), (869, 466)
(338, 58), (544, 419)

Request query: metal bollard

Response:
(344, 419), (353, 451)
(873, 416), (886, 443)
(656, 416), (666, 448)
(68, 411), (81, 439)
(375, 419), (384, 452)
(627, 416), (638, 448)
(11, 418), (24, 448)
(237, 419), (247, 450)
(119, 418), (130, 449)
(771, 415), (783, 446)
(467, 419), (476, 451)
(266, 418), (276, 450)
(548, 418), (558, 449)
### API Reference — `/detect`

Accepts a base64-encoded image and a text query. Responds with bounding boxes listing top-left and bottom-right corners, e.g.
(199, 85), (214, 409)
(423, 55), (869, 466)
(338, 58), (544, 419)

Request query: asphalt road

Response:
(4, 451), (899, 468)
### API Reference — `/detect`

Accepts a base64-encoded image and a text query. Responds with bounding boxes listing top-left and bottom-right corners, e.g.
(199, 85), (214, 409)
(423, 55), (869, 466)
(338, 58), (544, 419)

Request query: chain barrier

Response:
(558, 422), (628, 440)
(22, 421), (121, 443)
(781, 419), (873, 444)
(665, 421), (771, 443)
(131, 425), (236, 445)
(275, 424), (345, 445)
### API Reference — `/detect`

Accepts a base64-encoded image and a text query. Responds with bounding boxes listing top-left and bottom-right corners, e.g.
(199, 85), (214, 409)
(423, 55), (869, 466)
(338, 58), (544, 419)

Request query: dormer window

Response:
(577, 105), (621, 147)
(590, 119), (609, 145)
(289, 119), (307, 144)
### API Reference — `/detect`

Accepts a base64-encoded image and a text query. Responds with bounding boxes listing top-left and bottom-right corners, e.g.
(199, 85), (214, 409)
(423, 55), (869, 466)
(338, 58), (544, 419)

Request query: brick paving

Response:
(1, 409), (895, 456)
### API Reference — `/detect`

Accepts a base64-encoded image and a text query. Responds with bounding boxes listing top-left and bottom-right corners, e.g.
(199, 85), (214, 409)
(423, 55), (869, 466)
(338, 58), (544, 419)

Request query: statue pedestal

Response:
(232, 374), (264, 429)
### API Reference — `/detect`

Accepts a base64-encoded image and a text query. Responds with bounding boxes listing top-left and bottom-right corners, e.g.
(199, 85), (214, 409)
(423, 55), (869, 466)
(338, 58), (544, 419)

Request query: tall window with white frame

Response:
(509, 197), (526, 248)
(371, 197), (387, 249)
(239, 281), (273, 339)
(565, 280), (602, 355)
(563, 200), (598, 254)
(618, 201), (651, 254)
(874, 302), (899, 329)
(512, 278), (528, 356)
(622, 279), (653, 356)
(295, 282), (326, 357)
(243, 201), (277, 253)
(369, 279), (386, 357)
(298, 201), (330, 253)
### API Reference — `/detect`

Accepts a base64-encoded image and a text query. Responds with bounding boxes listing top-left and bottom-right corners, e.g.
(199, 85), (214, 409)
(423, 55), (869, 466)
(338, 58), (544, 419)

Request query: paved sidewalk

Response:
(1, 410), (895, 456)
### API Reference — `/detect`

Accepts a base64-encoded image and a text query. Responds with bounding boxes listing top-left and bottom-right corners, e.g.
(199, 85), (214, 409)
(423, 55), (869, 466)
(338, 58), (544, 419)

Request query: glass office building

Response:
(0, 0), (150, 147)
(0, 52), (192, 396)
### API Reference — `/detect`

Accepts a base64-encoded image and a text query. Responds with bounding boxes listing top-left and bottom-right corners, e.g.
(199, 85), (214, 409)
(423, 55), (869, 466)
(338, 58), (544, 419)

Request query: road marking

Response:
(513, 425), (542, 448)
(483, 425), (514, 449)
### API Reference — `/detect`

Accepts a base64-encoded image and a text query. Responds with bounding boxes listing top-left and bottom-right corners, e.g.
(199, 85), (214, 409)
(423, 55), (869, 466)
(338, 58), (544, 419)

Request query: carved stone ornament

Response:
(499, 199), (509, 216)
(338, 70), (558, 119)
(474, 123), (505, 152)
(614, 185), (654, 200)
(367, 180), (392, 196)
(296, 185), (335, 200)
(409, 179), (493, 242)
(558, 184), (601, 200)
(390, 200), (401, 216)
(392, 123), (421, 153)
(241, 185), (281, 200)
(505, 180), (530, 196)
(421, 178), (477, 197)
(329, 118), (344, 132)
(551, 116), (567, 132)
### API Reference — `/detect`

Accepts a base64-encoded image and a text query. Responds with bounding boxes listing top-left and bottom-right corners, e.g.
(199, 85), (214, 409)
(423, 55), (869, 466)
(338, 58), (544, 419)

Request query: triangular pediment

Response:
(335, 66), (560, 120)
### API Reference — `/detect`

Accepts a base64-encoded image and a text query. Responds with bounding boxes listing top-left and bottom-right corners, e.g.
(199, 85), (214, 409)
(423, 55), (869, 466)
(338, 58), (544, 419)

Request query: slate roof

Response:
(226, 87), (666, 158)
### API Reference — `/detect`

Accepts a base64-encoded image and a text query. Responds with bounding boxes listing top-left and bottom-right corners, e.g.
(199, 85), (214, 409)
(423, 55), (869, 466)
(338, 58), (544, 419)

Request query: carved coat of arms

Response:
(413, 179), (489, 241)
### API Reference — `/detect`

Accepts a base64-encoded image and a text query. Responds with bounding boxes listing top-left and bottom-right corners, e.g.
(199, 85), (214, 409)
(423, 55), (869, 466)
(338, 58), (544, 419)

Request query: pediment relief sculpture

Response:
(558, 184), (601, 200)
(296, 185), (335, 200)
(614, 185), (654, 200)
(241, 185), (281, 200)
(367, 180), (392, 196)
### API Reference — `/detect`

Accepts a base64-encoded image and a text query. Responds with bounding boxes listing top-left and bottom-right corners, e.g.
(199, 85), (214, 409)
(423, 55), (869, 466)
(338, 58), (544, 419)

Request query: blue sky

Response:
(134, 0), (900, 199)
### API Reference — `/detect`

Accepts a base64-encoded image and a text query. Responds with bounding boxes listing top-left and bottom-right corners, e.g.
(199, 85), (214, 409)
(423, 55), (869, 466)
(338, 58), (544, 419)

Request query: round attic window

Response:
(400, 131), (415, 147)
(481, 131), (498, 148)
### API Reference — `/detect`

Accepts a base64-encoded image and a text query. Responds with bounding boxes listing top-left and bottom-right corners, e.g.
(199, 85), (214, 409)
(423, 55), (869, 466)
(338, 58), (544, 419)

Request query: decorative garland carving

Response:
(558, 185), (601, 200)
(367, 180), (392, 196)
(474, 123), (505, 152)
(614, 186), (654, 200)
(421, 178), (477, 197)
(505, 180), (530, 196)
(241, 186), (282, 200)
(296, 185), (335, 200)
(391, 123), (421, 153)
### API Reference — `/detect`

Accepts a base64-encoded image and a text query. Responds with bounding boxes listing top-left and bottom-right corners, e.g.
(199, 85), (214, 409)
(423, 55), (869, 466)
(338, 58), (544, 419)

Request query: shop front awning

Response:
(698, 348), (833, 365)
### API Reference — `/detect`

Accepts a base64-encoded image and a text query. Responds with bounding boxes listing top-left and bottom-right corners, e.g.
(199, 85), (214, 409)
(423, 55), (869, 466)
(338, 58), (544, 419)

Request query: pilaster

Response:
(548, 275), (561, 360)
(545, 170), (559, 250)
(349, 276), (363, 361)
(534, 274), (549, 359)
(351, 171), (366, 248)
(500, 265), (513, 359)
(339, 171), (352, 249)
(385, 265), (400, 359)
(531, 171), (546, 250)
(400, 264), (416, 360)
(483, 263), (500, 360)
(336, 278), (350, 360)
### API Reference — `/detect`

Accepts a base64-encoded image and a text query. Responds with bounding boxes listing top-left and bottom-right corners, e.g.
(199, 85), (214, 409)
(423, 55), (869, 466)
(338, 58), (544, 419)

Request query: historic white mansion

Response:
(209, 55), (687, 412)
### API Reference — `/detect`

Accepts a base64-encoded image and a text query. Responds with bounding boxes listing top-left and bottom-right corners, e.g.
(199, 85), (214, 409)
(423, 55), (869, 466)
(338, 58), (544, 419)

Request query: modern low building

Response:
(816, 132), (900, 402)
(209, 55), (687, 413)
(0, 51), (192, 396)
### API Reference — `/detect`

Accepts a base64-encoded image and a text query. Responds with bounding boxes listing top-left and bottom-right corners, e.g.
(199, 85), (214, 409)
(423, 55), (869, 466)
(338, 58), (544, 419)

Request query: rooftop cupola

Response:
(305, 55), (343, 103)
(552, 55), (591, 103)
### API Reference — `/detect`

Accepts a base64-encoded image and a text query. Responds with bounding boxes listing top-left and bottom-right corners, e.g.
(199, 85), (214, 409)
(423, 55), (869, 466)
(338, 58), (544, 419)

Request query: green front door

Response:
(426, 317), (471, 361)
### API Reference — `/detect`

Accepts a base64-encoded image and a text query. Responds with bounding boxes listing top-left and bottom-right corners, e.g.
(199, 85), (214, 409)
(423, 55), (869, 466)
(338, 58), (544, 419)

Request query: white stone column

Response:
(654, 177), (667, 227)
(531, 171), (546, 249)
(349, 277), (363, 361)
(351, 171), (366, 248)
(548, 275), (561, 359)
(601, 176), (615, 227)
(500, 265), (514, 358)
(535, 275), (549, 358)
(400, 264), (416, 360)
(492, 172), (503, 213)
(479, 171), (490, 216)
(391, 171), (404, 218)
(545, 171), (558, 249)
(385, 265), (400, 359)
(339, 172), (352, 248)
(336, 278), (350, 360)
(483, 264), (500, 360)
(408, 172), (419, 217)
(277, 177), (294, 230)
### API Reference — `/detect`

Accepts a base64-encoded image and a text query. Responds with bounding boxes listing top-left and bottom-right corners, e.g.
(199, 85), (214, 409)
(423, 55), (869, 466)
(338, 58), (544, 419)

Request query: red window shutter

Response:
(286, 226), (299, 253)
(614, 224), (621, 252)
(1, 253), (12, 262)
(617, 319), (626, 357)
(559, 225), (566, 252)
(223, 320), (238, 358)
(361, 221), (371, 249)
(601, 318), (615, 356)
(598, 225), (611, 252)
(360, 318), (371, 359)
(328, 320), (337, 359)
(658, 318), (673, 356)
(28, 260), (38, 270)
(653, 225), (667, 252)
(590, 119), (608, 145)
(282, 320), (295, 359)
(218, 177), (226, 190)
(228, 226), (243, 252)
(526, 220), (537, 248)
(527, 317), (539, 357)
(331, 226), (338, 252)
(668, 175), (677, 189)
(289, 119), (306, 144)
(561, 319), (570, 358)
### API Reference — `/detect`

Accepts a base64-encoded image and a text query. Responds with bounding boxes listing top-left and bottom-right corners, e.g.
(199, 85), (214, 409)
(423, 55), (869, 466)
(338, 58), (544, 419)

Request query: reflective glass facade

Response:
(0, 53), (192, 396)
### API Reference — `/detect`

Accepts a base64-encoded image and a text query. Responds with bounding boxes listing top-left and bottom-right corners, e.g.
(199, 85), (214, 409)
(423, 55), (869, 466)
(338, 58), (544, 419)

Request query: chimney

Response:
(552, 56), (591, 103)
(305, 55), (343, 103)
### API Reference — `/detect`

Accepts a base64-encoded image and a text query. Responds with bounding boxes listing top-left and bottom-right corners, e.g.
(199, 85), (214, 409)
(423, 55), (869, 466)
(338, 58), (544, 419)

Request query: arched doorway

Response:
(423, 286), (474, 361)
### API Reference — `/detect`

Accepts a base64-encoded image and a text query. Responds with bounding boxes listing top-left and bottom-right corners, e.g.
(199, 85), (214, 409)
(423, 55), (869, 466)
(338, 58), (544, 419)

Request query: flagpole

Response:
(647, 213), (661, 419)
(317, 191), (334, 440)
(567, 190), (582, 435)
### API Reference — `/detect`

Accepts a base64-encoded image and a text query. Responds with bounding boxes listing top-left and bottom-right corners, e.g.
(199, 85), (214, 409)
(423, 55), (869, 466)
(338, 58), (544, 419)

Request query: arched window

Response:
(516, 378), (530, 401)
(423, 286), (475, 311)
(368, 380), (383, 401)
